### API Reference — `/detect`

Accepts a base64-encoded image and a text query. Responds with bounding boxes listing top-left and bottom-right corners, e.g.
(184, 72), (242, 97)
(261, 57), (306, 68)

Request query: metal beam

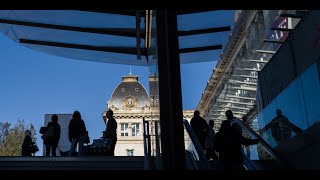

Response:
(0, 18), (142, 38)
(178, 26), (230, 36)
(213, 109), (247, 114)
(79, 10), (219, 16)
(210, 113), (226, 116)
(211, 112), (246, 117)
(145, 10), (152, 49)
(179, 45), (222, 53)
(236, 68), (260, 72)
(217, 100), (254, 106)
(176, 10), (217, 15)
(211, 113), (227, 116)
(20, 39), (139, 55)
(239, 75), (258, 79)
(271, 27), (291, 31)
(213, 105), (251, 111)
(229, 79), (257, 85)
(20, 38), (222, 56)
(242, 60), (268, 63)
(79, 10), (142, 16)
(136, 12), (142, 60)
(230, 86), (257, 92)
(227, 95), (256, 100)
(256, 50), (276, 54)
(217, 96), (255, 102)
(263, 39), (284, 44)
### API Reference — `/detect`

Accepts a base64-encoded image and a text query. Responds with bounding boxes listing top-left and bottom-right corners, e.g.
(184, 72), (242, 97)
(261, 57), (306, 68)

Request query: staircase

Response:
(0, 156), (144, 170)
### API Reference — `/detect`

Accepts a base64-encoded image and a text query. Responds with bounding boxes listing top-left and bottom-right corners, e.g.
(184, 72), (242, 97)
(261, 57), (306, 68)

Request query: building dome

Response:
(108, 75), (150, 111)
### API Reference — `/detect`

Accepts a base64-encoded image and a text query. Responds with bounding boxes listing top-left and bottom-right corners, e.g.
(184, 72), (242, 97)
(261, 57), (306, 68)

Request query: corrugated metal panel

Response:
(256, 81), (263, 112)
(292, 10), (320, 74)
(258, 41), (296, 108)
(258, 10), (320, 109)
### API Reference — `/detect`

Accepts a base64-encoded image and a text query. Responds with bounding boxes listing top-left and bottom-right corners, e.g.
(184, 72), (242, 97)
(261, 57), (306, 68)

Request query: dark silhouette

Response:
(68, 111), (87, 156)
(215, 120), (259, 170)
(262, 109), (303, 143)
(205, 120), (218, 160)
(225, 110), (242, 134)
(103, 109), (117, 156)
(43, 114), (61, 156)
(190, 110), (209, 150)
(22, 130), (36, 156)
(241, 116), (247, 124)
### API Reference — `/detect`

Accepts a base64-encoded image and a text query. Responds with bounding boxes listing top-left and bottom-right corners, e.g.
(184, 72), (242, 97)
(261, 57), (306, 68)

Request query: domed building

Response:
(103, 73), (194, 156)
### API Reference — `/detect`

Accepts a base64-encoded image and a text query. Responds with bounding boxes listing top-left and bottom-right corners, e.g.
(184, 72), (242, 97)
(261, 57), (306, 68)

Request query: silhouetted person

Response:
(103, 109), (117, 156)
(205, 120), (218, 160)
(266, 109), (303, 143)
(22, 130), (35, 156)
(44, 114), (61, 156)
(241, 116), (247, 124)
(215, 120), (259, 170)
(225, 110), (242, 134)
(190, 110), (209, 150)
(68, 111), (87, 156)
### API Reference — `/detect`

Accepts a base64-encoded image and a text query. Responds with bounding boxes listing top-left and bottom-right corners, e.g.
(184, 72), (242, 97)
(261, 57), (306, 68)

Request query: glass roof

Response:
(0, 10), (234, 66)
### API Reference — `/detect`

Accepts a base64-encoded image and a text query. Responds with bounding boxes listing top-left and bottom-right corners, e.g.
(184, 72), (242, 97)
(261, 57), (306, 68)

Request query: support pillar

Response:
(156, 9), (186, 170)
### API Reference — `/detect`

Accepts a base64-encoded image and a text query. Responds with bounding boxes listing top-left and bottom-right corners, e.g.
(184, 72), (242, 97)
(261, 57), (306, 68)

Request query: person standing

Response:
(22, 130), (36, 156)
(44, 114), (61, 156)
(68, 111), (87, 156)
(225, 110), (242, 134)
(205, 120), (218, 160)
(103, 109), (117, 156)
(190, 110), (209, 151)
(215, 120), (259, 170)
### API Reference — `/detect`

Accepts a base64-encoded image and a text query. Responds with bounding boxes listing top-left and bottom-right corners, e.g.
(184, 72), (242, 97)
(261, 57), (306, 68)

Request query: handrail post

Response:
(154, 121), (161, 169)
(143, 117), (149, 170)
(147, 120), (152, 169)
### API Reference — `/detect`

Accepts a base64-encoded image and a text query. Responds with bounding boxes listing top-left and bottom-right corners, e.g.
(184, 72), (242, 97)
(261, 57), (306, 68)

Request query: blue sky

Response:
(0, 33), (218, 155)
(0, 10), (234, 156)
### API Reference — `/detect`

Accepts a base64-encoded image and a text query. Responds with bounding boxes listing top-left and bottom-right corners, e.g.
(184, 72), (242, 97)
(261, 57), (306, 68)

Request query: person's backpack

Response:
(41, 126), (55, 141)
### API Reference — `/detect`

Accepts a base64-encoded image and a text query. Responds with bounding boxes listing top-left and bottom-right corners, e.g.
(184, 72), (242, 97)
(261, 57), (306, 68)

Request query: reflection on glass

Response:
(260, 109), (303, 145)
(241, 129), (276, 161)
(258, 73), (312, 147)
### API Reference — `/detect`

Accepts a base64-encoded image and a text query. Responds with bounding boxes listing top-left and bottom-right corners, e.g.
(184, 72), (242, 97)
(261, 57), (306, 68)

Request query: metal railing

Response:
(143, 118), (162, 170)
(183, 119), (209, 169)
(231, 118), (293, 169)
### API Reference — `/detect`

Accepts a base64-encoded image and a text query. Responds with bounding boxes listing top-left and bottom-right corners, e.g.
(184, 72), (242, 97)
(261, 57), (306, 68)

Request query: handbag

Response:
(83, 131), (90, 144)
(39, 127), (47, 134)
(29, 144), (39, 153)
(91, 137), (112, 151)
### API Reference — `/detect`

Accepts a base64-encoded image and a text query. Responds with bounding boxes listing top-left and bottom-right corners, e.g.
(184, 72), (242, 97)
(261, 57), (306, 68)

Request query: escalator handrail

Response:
(230, 118), (293, 169)
(183, 119), (209, 169)
(242, 151), (257, 170)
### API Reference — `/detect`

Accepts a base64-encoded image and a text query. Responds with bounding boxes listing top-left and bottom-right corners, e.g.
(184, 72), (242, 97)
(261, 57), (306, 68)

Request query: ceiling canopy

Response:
(0, 10), (234, 66)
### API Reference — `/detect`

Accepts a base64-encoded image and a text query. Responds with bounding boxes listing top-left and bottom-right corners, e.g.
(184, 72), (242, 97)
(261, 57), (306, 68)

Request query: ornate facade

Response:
(102, 74), (194, 156)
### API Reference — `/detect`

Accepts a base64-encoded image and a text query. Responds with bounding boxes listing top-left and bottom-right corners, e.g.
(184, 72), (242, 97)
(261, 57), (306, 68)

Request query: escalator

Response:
(183, 119), (293, 170)
(230, 118), (293, 170)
